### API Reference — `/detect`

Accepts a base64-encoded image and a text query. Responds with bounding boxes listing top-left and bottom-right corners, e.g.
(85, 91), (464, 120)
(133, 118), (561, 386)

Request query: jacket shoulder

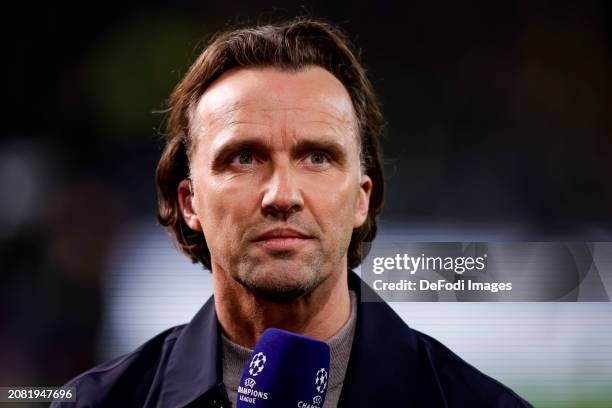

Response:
(414, 330), (533, 407)
(51, 325), (186, 408)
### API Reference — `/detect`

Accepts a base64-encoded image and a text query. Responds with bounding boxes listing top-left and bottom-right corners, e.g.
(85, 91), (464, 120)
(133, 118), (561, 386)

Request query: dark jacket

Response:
(53, 271), (532, 407)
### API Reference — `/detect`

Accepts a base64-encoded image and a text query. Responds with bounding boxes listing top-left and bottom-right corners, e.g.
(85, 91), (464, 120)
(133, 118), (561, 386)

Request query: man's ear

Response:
(177, 179), (203, 231)
(353, 174), (372, 228)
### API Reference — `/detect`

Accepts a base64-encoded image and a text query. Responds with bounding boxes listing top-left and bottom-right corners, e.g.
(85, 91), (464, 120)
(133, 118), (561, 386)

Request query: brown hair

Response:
(156, 17), (384, 270)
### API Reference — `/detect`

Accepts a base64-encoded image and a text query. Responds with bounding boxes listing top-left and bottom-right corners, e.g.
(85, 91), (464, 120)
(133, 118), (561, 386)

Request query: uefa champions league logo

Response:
(249, 352), (267, 376)
(238, 352), (270, 404)
(296, 368), (328, 407)
(314, 368), (328, 394)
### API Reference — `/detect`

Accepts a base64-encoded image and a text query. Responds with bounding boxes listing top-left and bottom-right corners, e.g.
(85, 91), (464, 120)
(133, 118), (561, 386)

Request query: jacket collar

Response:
(157, 295), (224, 407)
(338, 271), (420, 406)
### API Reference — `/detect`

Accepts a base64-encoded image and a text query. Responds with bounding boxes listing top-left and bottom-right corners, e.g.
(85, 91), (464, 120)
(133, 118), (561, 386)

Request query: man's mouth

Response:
(252, 228), (313, 251)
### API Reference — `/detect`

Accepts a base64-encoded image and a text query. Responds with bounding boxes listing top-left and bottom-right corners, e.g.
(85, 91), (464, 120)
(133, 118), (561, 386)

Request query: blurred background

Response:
(1, 1), (611, 407)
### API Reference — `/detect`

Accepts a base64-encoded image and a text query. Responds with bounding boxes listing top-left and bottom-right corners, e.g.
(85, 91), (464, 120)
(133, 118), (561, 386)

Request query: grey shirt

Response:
(221, 291), (358, 408)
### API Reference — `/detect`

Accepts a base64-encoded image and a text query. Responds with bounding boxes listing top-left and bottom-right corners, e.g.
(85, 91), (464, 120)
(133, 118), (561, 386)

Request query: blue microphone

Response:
(236, 328), (330, 407)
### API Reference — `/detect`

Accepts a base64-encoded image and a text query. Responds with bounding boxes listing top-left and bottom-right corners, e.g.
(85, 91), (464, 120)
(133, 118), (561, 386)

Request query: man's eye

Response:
(305, 151), (330, 165)
(230, 151), (257, 166)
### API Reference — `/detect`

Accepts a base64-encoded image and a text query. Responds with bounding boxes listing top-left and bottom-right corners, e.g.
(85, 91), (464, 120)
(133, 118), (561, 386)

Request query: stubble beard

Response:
(232, 250), (327, 304)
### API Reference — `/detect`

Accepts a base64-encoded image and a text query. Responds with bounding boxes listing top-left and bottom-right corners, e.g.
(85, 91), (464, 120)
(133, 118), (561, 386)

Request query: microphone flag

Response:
(236, 328), (330, 407)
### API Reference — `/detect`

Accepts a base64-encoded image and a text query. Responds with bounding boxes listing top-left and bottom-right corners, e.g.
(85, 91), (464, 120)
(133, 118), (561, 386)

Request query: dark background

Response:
(1, 0), (611, 394)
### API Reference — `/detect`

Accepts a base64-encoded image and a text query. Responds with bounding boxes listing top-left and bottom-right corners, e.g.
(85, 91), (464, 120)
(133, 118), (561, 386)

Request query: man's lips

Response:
(252, 228), (313, 251)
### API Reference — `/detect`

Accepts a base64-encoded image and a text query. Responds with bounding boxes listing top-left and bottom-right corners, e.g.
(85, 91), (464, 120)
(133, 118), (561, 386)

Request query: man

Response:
(55, 18), (532, 407)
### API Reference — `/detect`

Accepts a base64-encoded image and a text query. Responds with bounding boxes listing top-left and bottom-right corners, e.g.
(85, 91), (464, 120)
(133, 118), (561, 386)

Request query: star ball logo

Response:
(315, 368), (328, 394)
(249, 352), (267, 377)
(238, 353), (269, 403)
(297, 368), (328, 408)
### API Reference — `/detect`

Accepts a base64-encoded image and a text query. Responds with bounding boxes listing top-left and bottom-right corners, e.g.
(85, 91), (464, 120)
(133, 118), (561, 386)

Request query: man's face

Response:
(179, 66), (371, 302)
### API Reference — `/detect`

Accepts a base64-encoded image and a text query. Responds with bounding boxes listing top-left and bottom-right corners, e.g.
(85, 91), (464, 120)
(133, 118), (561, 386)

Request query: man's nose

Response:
(261, 163), (304, 217)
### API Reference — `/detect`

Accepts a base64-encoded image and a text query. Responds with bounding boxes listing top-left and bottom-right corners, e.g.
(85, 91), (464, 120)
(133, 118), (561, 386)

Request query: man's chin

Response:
(239, 283), (312, 304)
(234, 269), (324, 304)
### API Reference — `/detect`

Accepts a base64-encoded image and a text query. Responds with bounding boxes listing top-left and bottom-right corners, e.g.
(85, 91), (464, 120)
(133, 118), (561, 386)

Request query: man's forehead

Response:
(193, 102), (356, 136)
(188, 67), (358, 138)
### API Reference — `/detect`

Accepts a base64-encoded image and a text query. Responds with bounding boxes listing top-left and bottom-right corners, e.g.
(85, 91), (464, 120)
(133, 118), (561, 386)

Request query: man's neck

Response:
(212, 266), (351, 349)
